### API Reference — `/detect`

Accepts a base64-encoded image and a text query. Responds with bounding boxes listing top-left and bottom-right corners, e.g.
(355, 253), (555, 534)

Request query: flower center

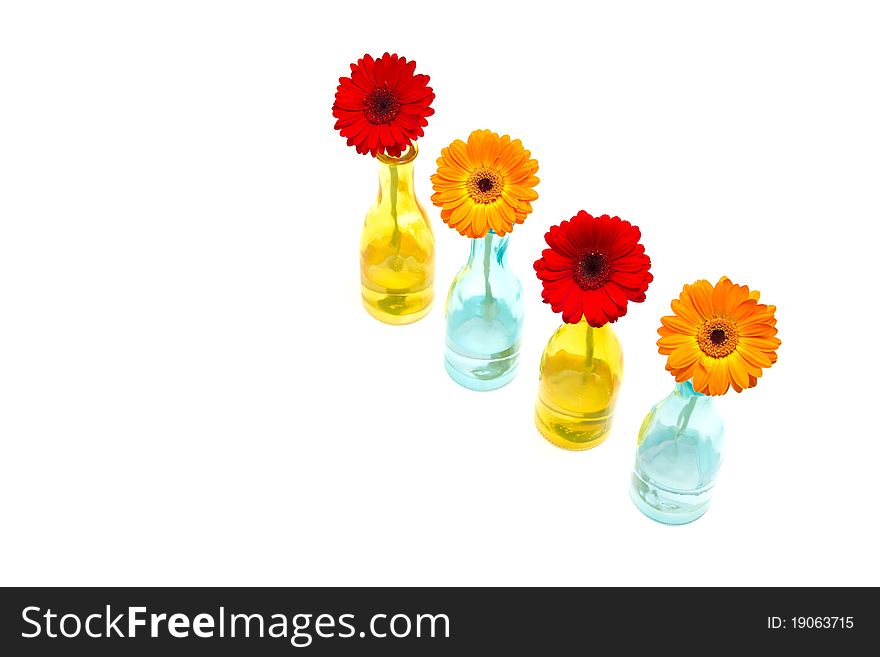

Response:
(698, 317), (739, 358)
(573, 250), (611, 290)
(364, 88), (401, 124)
(466, 168), (503, 204)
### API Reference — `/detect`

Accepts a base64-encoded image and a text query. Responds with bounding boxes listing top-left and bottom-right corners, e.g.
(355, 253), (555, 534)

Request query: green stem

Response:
(583, 324), (594, 382)
(483, 232), (494, 302)
(674, 395), (698, 440)
(389, 165), (400, 253)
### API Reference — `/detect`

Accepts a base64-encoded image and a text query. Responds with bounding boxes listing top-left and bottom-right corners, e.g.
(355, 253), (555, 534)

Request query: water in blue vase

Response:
(629, 380), (725, 524)
(444, 231), (524, 391)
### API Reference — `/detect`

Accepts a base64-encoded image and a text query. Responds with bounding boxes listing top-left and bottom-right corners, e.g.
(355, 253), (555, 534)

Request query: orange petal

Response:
(478, 131), (503, 167)
(470, 204), (488, 237)
(709, 359), (731, 396)
(448, 201), (473, 228)
(738, 322), (777, 338)
(667, 344), (701, 370)
(466, 130), (487, 163)
(658, 333), (699, 349)
(491, 201), (515, 233)
(503, 184), (539, 202)
(433, 188), (467, 204)
(670, 296), (703, 325)
(447, 140), (473, 170)
(434, 165), (469, 183)
(660, 314), (698, 335)
(741, 336), (781, 351)
(737, 342), (772, 369)
(728, 352), (751, 391)
(439, 193), (470, 212)
(496, 139), (526, 170)
(692, 359), (711, 394)
(731, 298), (759, 322)
(690, 281), (715, 318)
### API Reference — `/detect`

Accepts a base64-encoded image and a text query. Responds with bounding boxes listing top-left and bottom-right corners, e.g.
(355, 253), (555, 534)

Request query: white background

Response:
(2, 1), (878, 586)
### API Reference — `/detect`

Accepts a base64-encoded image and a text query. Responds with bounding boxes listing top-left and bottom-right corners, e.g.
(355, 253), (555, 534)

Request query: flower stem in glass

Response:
(674, 394), (698, 439)
(483, 231), (494, 302)
(389, 164), (401, 253)
(583, 324), (594, 382)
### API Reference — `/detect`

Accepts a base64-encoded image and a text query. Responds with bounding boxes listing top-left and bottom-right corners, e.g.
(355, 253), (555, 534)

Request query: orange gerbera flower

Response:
(430, 129), (539, 238)
(658, 277), (780, 396)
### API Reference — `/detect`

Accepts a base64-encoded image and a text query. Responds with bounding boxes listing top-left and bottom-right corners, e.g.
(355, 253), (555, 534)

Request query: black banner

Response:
(0, 587), (873, 654)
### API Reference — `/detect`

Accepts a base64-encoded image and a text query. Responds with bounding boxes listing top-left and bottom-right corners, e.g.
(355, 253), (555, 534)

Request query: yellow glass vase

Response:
(535, 320), (623, 450)
(360, 144), (435, 325)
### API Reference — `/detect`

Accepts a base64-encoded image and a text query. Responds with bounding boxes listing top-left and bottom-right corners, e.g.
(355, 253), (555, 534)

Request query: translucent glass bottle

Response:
(629, 380), (725, 524)
(534, 321), (623, 450)
(360, 144), (435, 325)
(444, 231), (524, 391)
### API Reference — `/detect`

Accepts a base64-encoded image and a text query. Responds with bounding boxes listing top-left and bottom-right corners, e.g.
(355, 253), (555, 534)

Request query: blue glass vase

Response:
(444, 231), (524, 391)
(629, 380), (725, 524)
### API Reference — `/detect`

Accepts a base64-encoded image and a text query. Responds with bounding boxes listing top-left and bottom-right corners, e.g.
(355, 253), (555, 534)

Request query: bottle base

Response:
(533, 404), (612, 451)
(361, 292), (433, 326)
(444, 352), (519, 392)
(628, 470), (712, 525)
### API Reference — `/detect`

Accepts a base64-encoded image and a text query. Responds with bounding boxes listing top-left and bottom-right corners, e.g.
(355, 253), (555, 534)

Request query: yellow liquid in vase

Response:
(535, 321), (623, 450)
(360, 146), (434, 325)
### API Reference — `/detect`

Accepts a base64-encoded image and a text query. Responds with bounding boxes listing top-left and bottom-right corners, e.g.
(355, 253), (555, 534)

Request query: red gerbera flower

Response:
(332, 53), (435, 158)
(534, 212), (653, 327)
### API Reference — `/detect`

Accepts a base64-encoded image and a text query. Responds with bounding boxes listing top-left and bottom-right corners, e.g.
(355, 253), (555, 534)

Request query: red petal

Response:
(581, 290), (609, 327)
(535, 249), (574, 272)
(561, 287), (584, 324)
(544, 221), (579, 258)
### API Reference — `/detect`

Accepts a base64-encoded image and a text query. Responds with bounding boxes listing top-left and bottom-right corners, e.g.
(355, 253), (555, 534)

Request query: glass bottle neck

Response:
(375, 144), (418, 210)
(675, 379), (707, 399)
(376, 158), (416, 206)
(467, 231), (509, 268)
